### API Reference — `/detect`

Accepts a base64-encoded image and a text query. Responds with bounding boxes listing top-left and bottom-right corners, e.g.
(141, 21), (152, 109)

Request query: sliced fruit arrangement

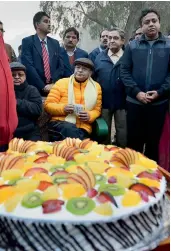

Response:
(60, 183), (86, 200)
(24, 168), (48, 177)
(42, 199), (64, 214)
(0, 154), (25, 175)
(110, 148), (139, 167)
(94, 202), (113, 216)
(53, 144), (80, 161)
(97, 192), (118, 208)
(8, 138), (36, 153)
(52, 170), (69, 185)
(98, 184), (125, 196)
(67, 166), (95, 190)
(66, 197), (95, 215)
(22, 192), (42, 208)
(0, 138), (164, 216)
(129, 183), (155, 203)
(122, 190), (141, 207)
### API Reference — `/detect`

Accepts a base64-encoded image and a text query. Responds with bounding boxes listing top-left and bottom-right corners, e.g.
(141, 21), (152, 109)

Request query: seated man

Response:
(44, 58), (102, 140)
(10, 62), (42, 141)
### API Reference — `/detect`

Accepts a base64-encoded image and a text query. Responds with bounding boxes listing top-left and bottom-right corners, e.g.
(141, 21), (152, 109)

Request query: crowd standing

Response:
(0, 9), (170, 171)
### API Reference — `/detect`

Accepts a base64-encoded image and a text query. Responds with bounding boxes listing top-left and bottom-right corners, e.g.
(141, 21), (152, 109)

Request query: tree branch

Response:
(76, 1), (107, 27)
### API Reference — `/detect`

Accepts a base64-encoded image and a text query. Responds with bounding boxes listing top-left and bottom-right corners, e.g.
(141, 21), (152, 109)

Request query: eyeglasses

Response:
(0, 29), (5, 33)
(12, 72), (25, 78)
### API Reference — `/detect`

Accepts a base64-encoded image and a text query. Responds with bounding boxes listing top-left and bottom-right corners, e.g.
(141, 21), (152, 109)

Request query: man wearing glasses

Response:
(0, 21), (17, 62)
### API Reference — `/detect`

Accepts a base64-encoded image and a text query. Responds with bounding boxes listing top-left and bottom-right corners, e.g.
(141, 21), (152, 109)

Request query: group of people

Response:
(0, 8), (170, 170)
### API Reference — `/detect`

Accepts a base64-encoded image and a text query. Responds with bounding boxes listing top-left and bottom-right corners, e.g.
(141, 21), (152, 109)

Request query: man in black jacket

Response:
(10, 62), (42, 141)
(121, 9), (170, 162)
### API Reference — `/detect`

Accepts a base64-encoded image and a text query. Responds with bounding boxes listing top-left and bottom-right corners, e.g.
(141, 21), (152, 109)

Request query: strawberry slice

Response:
(36, 151), (49, 157)
(155, 170), (163, 179)
(151, 187), (160, 193)
(34, 156), (48, 164)
(139, 191), (149, 202)
(38, 181), (53, 191)
(97, 192), (118, 207)
(24, 168), (48, 177)
(87, 188), (98, 198)
(42, 200), (64, 214)
(129, 183), (155, 197)
(137, 171), (159, 180)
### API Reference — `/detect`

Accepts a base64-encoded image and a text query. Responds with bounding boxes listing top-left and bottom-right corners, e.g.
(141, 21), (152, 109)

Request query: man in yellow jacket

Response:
(44, 58), (102, 140)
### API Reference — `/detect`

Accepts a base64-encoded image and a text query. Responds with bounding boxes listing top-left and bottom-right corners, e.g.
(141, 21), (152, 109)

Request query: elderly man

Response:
(10, 62), (42, 141)
(44, 58), (102, 140)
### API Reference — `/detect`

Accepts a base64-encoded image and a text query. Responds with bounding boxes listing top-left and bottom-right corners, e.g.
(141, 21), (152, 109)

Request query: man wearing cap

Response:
(10, 62), (42, 141)
(44, 58), (102, 140)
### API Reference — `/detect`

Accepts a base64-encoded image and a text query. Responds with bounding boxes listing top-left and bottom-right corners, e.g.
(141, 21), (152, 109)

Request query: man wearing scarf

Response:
(44, 58), (102, 140)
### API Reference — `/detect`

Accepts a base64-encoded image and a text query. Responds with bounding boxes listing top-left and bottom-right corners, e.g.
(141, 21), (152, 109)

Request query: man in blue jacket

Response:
(121, 9), (170, 162)
(61, 27), (88, 77)
(89, 30), (109, 64)
(21, 11), (64, 96)
(94, 28), (126, 147)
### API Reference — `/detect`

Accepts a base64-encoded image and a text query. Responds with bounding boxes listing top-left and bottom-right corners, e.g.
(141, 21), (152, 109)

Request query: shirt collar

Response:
(64, 46), (77, 56)
(38, 36), (47, 44)
(108, 48), (123, 58)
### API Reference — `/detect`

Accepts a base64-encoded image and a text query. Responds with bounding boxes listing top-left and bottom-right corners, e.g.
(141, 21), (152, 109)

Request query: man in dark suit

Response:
(21, 11), (64, 96)
(61, 27), (88, 77)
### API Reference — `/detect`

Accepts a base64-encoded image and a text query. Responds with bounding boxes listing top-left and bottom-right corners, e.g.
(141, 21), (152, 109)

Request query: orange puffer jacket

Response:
(44, 78), (102, 134)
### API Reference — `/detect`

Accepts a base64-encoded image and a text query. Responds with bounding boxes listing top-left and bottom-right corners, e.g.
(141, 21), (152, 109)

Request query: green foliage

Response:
(40, 1), (170, 41)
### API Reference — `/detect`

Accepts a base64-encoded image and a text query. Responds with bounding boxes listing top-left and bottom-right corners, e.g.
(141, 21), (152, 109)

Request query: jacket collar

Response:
(139, 32), (166, 43)
(14, 80), (28, 91)
(34, 34), (53, 63)
(99, 49), (122, 67)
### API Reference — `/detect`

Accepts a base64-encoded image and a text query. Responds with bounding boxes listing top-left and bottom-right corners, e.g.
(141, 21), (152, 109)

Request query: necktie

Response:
(41, 40), (51, 84)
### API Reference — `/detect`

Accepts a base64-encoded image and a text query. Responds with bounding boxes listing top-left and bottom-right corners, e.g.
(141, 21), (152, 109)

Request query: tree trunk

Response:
(124, 2), (147, 43)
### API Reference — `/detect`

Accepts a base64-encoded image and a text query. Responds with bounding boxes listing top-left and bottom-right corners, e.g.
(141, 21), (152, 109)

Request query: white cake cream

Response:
(0, 138), (168, 251)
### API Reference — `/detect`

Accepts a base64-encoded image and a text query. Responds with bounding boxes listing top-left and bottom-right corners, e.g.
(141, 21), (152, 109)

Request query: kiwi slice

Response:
(22, 192), (42, 208)
(64, 161), (77, 167)
(98, 184), (125, 196)
(52, 176), (67, 184)
(78, 149), (89, 154)
(50, 166), (65, 173)
(8, 178), (23, 186)
(95, 174), (107, 185)
(66, 197), (95, 215)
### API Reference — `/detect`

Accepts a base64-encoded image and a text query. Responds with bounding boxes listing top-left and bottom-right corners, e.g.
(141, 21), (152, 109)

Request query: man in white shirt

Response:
(94, 28), (127, 147)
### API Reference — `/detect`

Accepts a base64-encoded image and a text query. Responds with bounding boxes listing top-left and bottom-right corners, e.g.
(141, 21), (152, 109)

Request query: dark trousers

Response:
(126, 101), (168, 163)
(48, 121), (89, 141)
(0, 144), (8, 152)
(102, 109), (127, 147)
(14, 127), (41, 142)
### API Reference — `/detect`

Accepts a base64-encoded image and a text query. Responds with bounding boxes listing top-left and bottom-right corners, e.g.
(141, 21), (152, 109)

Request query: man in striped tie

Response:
(21, 11), (64, 97)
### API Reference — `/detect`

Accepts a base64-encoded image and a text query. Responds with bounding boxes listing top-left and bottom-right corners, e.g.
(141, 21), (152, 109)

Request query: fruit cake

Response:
(0, 138), (168, 251)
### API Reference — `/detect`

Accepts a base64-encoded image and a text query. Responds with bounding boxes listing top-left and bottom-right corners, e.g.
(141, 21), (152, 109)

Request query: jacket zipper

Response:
(145, 46), (152, 91)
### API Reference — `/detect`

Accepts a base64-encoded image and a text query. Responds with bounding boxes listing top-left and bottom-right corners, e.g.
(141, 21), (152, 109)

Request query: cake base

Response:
(0, 195), (169, 251)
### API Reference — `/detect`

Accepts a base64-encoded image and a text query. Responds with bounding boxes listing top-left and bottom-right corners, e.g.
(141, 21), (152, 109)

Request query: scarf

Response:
(65, 75), (97, 124)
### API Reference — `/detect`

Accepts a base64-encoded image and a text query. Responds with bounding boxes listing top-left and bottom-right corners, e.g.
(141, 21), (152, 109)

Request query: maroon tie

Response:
(41, 40), (51, 84)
